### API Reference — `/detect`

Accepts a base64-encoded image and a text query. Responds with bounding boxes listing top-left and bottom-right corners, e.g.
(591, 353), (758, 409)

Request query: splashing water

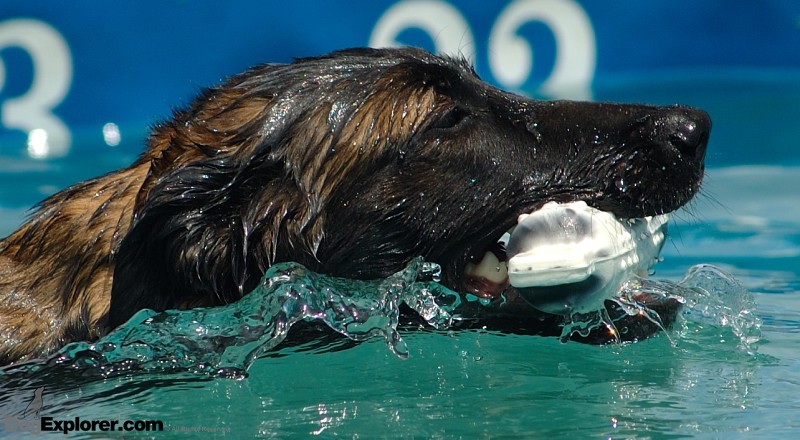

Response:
(2, 258), (460, 379)
(666, 264), (762, 353)
(1, 261), (759, 379)
(559, 264), (762, 353)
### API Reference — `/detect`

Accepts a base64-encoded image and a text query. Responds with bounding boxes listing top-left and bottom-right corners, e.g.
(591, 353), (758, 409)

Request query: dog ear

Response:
(108, 157), (250, 327)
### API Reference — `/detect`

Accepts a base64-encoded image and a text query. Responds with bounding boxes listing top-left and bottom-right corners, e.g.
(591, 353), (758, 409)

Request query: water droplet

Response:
(102, 122), (121, 147)
(615, 177), (627, 193)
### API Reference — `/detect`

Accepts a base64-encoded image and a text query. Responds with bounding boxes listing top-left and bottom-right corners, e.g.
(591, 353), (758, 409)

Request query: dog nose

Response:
(663, 107), (711, 162)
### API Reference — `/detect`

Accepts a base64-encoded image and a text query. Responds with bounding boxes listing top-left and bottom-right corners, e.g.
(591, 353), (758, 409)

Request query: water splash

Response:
(671, 264), (762, 353)
(1, 262), (759, 379)
(558, 264), (761, 353)
(560, 307), (623, 344)
(2, 258), (460, 379)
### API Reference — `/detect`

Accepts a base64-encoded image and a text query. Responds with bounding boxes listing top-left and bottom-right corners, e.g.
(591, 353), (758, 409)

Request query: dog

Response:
(0, 47), (710, 365)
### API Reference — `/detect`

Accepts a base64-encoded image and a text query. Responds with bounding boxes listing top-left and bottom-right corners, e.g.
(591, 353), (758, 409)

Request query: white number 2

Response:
(370, 0), (596, 100)
(0, 19), (73, 158)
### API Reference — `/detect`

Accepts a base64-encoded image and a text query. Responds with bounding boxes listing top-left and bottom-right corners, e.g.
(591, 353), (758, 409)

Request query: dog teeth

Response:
(465, 250), (508, 284)
(498, 230), (512, 246)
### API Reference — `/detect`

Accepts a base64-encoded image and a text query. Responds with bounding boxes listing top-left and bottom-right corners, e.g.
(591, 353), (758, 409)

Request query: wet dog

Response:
(0, 47), (709, 364)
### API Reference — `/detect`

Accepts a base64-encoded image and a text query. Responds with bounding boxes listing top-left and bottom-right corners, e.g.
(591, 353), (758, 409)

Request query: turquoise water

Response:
(1, 79), (799, 438)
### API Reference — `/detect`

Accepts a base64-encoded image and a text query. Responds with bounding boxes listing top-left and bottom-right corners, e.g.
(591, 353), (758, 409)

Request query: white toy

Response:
(506, 201), (668, 314)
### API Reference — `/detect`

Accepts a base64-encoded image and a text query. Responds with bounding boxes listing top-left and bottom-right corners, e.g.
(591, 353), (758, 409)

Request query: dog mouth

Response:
(462, 201), (669, 315)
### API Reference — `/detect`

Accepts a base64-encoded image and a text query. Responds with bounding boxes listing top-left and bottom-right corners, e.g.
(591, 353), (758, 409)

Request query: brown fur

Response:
(0, 47), (709, 364)
(0, 51), (446, 363)
(0, 167), (140, 359)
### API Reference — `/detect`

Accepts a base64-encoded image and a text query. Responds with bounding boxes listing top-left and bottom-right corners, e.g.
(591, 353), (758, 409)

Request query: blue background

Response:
(1, 0), (799, 163)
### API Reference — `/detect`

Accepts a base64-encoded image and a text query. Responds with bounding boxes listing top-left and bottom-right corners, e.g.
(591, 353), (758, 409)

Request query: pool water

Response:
(1, 79), (799, 438)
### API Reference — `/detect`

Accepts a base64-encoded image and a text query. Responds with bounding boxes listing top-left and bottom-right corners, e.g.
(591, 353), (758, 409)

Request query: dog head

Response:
(109, 47), (709, 326)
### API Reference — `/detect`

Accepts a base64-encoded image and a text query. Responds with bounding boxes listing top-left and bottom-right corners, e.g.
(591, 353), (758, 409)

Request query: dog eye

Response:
(429, 106), (468, 130)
